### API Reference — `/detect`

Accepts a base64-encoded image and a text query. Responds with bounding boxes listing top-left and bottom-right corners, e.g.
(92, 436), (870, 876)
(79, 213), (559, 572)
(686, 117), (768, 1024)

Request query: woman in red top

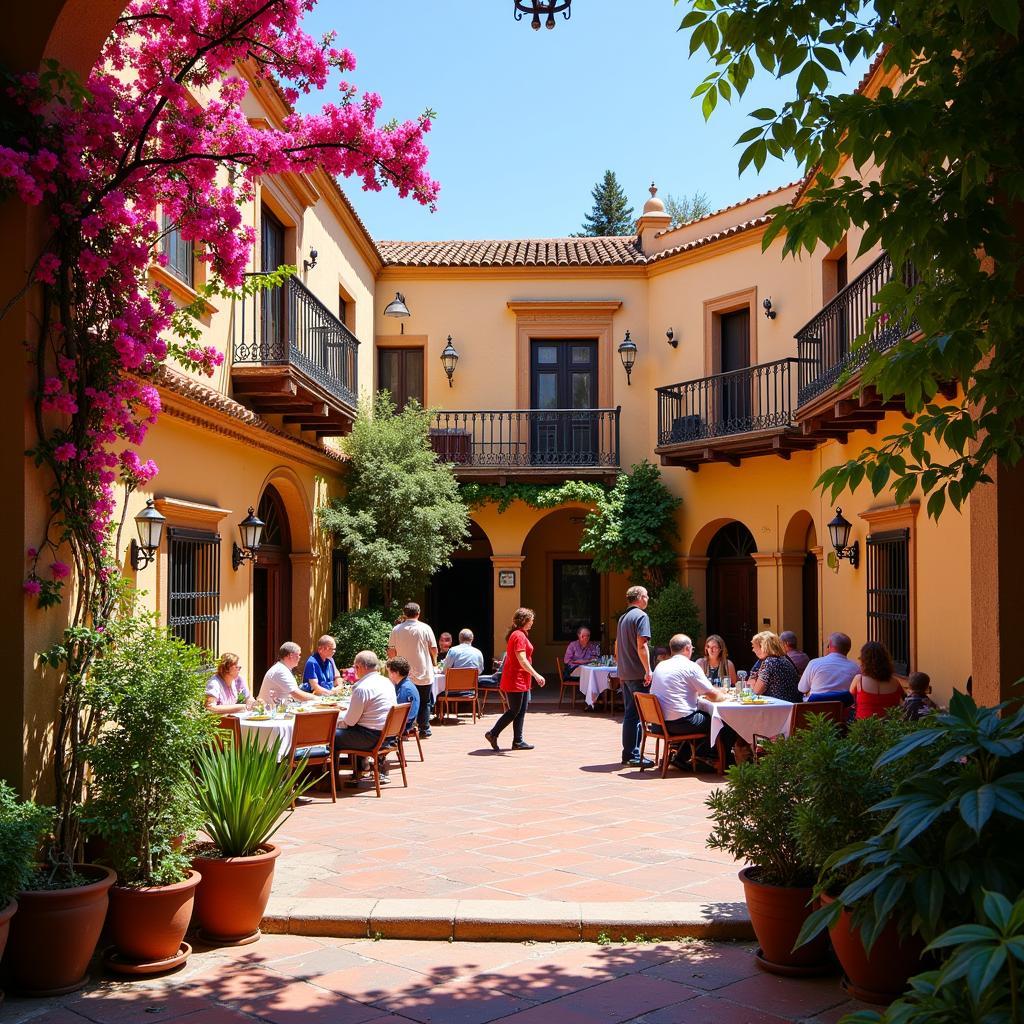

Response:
(851, 641), (905, 719)
(485, 607), (546, 751)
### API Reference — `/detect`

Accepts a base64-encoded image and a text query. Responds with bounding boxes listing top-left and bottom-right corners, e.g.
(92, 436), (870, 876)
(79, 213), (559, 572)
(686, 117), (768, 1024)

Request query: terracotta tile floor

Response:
(4, 934), (871, 1024)
(270, 701), (744, 907)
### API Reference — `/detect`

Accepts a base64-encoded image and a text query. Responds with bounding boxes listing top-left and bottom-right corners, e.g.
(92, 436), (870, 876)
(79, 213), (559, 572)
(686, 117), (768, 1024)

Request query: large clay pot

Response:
(821, 893), (923, 1004)
(0, 899), (16, 963)
(106, 870), (201, 965)
(4, 864), (116, 996)
(191, 844), (279, 943)
(740, 868), (832, 975)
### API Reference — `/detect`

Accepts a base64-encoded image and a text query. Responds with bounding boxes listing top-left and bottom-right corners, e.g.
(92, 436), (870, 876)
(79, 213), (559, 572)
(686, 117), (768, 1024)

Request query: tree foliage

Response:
(575, 169), (635, 236)
(460, 479), (608, 514)
(677, 0), (1024, 518)
(580, 461), (681, 592)
(329, 607), (394, 666)
(318, 394), (469, 607)
(663, 189), (713, 227)
(647, 580), (702, 650)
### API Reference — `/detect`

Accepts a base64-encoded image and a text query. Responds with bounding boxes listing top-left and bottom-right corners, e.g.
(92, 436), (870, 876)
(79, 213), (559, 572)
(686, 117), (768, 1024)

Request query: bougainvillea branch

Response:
(0, 0), (438, 871)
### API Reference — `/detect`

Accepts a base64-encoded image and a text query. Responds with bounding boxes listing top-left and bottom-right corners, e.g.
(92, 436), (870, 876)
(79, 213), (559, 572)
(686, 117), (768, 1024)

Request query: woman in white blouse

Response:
(205, 653), (252, 713)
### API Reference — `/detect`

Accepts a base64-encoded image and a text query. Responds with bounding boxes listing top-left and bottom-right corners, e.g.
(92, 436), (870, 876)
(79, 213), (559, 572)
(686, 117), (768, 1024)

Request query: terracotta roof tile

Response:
(378, 236), (645, 268)
(648, 216), (773, 263)
(653, 182), (799, 239)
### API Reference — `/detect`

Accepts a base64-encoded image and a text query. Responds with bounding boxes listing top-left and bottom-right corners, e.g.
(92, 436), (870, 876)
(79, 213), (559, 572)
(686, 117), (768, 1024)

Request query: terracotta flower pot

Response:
(739, 867), (832, 975)
(106, 870), (200, 965)
(191, 844), (279, 943)
(4, 864), (116, 996)
(0, 899), (17, 963)
(821, 893), (923, 1004)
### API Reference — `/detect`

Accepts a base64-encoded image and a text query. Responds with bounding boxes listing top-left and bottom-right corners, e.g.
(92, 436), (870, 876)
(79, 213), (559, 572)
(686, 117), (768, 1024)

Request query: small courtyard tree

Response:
(663, 190), (713, 227)
(580, 460), (681, 594)
(319, 394), (469, 608)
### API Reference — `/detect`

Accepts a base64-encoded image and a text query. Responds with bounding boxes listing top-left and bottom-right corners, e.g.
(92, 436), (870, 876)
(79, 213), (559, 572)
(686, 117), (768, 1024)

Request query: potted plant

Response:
(84, 614), (216, 973)
(800, 692), (1024, 1010)
(705, 716), (832, 975)
(189, 734), (314, 944)
(792, 713), (928, 1003)
(0, 783), (53, 996)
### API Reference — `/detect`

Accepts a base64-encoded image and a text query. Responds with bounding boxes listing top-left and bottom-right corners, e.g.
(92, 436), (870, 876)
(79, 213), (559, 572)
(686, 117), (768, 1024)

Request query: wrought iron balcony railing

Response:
(796, 251), (920, 406)
(429, 408), (620, 470)
(656, 358), (799, 447)
(236, 274), (358, 408)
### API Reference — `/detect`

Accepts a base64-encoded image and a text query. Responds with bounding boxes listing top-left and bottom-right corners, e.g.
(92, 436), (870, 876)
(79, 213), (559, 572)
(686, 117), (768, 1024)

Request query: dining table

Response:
(431, 668), (447, 700)
(577, 664), (618, 708)
(697, 693), (795, 746)
(236, 702), (348, 760)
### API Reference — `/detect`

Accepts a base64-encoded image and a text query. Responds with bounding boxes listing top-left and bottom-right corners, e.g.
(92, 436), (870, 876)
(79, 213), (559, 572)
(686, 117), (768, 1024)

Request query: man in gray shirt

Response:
(443, 629), (486, 673)
(615, 585), (654, 768)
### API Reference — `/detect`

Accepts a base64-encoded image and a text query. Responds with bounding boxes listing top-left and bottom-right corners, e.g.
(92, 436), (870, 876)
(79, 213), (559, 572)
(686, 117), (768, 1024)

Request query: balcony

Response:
(233, 275), (358, 436)
(795, 252), (929, 440)
(655, 358), (816, 470)
(429, 408), (620, 483)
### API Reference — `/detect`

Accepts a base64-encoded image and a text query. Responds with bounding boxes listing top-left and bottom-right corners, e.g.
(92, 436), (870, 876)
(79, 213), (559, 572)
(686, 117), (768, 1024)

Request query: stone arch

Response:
(781, 510), (822, 657)
(704, 521), (759, 671)
(782, 509), (817, 553)
(689, 516), (761, 559)
(257, 465), (312, 553)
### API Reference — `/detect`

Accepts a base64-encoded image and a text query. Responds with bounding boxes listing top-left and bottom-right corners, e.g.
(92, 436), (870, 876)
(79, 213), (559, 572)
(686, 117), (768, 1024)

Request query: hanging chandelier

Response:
(514, 0), (572, 31)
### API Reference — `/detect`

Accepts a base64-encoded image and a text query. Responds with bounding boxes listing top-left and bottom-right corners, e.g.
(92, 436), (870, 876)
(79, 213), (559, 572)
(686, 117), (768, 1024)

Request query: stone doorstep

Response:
(262, 897), (754, 943)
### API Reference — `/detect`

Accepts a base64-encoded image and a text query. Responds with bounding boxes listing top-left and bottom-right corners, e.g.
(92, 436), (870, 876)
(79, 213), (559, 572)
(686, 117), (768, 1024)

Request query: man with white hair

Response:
(442, 628), (485, 673)
(336, 650), (397, 787)
(258, 642), (315, 705)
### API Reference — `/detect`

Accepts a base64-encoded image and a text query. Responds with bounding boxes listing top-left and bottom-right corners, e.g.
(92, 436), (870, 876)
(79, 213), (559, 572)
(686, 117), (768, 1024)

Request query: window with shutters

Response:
(167, 527), (220, 652)
(161, 211), (195, 287)
(866, 528), (911, 675)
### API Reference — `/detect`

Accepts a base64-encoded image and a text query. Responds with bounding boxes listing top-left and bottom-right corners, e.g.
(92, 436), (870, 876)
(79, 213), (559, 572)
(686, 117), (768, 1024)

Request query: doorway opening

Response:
(253, 484), (292, 684)
(706, 521), (758, 670)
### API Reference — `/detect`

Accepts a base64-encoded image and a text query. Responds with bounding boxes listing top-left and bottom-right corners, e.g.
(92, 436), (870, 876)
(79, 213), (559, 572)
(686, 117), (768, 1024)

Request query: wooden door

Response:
(251, 486), (291, 684)
(378, 347), (424, 411)
(718, 309), (751, 427)
(707, 522), (758, 670)
(530, 340), (598, 464)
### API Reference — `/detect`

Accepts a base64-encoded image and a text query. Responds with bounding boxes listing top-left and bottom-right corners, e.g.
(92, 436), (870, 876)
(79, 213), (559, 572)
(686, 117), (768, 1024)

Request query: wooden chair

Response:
(478, 686), (508, 715)
(437, 668), (479, 723)
(603, 675), (623, 715)
(400, 721), (424, 762)
(335, 703), (411, 798)
(216, 714), (241, 750)
(634, 691), (724, 777)
(556, 657), (578, 711)
(286, 708), (339, 806)
(790, 700), (846, 731)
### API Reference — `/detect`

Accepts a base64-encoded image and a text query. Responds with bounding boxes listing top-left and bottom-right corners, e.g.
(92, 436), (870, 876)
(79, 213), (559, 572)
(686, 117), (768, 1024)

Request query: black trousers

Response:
(491, 690), (530, 744)
(414, 684), (433, 731)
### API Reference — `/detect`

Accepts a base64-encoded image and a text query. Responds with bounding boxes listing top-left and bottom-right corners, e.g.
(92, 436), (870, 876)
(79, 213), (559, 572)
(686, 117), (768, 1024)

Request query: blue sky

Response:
(299, 1), (869, 241)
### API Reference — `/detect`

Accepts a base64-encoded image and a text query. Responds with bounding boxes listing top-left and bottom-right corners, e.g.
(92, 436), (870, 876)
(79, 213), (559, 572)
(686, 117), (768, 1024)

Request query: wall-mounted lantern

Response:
(130, 498), (166, 571)
(617, 330), (638, 385)
(384, 292), (411, 334)
(440, 335), (460, 387)
(232, 506), (266, 571)
(666, 327), (678, 349)
(303, 248), (318, 273)
(827, 507), (859, 570)
(763, 296), (777, 320)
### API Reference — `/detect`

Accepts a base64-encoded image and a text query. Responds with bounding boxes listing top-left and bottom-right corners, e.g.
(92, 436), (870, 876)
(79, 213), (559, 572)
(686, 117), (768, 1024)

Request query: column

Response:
(678, 556), (709, 631)
(777, 552), (808, 639)
(490, 555), (524, 658)
(751, 552), (781, 634)
(290, 551), (314, 651)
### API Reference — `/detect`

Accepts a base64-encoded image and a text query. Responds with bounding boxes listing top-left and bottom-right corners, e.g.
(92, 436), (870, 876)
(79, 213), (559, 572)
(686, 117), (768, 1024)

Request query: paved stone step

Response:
(263, 896), (754, 942)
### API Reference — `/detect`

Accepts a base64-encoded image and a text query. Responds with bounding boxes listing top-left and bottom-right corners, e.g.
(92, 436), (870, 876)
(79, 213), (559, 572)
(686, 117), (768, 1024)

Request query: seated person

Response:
(443, 629), (485, 673)
(563, 626), (600, 679)
(336, 650), (397, 787)
(696, 634), (737, 687)
(205, 653), (252, 713)
(780, 630), (810, 676)
(799, 632), (858, 698)
(478, 653), (506, 689)
(301, 635), (341, 695)
(903, 671), (938, 721)
(851, 641), (905, 719)
(750, 632), (802, 703)
(437, 632), (454, 663)
(649, 634), (730, 766)
(257, 642), (314, 706)
(385, 656), (421, 730)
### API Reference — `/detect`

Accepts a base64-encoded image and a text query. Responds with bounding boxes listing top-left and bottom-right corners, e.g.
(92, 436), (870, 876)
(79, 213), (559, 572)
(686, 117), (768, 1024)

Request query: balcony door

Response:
(530, 340), (598, 465)
(718, 309), (751, 430)
(378, 347), (424, 412)
(260, 208), (286, 359)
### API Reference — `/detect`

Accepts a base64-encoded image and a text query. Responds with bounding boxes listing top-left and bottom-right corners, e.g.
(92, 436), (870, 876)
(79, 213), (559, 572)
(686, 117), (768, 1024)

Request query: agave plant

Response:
(189, 734), (316, 858)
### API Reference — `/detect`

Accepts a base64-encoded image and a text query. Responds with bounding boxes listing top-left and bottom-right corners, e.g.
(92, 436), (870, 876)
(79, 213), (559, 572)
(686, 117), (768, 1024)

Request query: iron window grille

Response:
(866, 528), (911, 675)
(167, 527), (221, 653)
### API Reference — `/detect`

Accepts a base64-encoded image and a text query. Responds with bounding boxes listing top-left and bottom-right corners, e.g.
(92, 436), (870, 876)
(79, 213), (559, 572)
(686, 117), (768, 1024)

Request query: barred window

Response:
(332, 549), (349, 622)
(866, 528), (910, 675)
(167, 527), (220, 653)
(161, 211), (194, 287)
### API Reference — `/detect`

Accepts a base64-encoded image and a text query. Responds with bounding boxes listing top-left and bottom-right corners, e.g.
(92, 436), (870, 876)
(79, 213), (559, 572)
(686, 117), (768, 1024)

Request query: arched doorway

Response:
(783, 510), (820, 658)
(427, 521), (494, 666)
(253, 485), (292, 683)
(707, 522), (758, 670)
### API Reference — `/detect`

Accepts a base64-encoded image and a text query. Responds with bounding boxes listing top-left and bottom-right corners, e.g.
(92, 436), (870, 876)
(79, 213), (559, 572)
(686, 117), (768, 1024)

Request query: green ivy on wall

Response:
(459, 479), (609, 514)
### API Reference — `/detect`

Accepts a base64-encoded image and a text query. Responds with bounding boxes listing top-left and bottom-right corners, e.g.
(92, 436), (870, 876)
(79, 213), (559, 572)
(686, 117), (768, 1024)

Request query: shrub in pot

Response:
(705, 715), (832, 974)
(84, 613), (217, 972)
(189, 734), (314, 944)
(800, 692), (1024, 1012)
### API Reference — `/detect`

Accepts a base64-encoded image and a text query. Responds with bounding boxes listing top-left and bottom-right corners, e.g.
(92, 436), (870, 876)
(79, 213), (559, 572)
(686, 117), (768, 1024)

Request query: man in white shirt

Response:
(650, 634), (729, 737)
(443, 629), (485, 673)
(799, 632), (858, 697)
(258, 642), (314, 706)
(337, 650), (397, 787)
(388, 602), (438, 737)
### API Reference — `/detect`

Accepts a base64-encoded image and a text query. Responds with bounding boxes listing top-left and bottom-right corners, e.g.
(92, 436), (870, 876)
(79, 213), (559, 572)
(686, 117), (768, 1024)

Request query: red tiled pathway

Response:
(270, 701), (744, 907)
(5, 934), (870, 1024)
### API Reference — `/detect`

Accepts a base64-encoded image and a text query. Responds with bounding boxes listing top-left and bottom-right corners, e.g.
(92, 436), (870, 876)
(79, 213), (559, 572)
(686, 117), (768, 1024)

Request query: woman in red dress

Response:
(851, 641), (905, 719)
(485, 607), (546, 751)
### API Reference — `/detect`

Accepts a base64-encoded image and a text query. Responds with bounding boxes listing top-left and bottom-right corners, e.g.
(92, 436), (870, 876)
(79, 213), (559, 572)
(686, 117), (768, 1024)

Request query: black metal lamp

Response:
(666, 328), (678, 349)
(232, 506), (266, 571)
(384, 291), (411, 335)
(303, 248), (318, 272)
(827, 507), (859, 569)
(763, 296), (777, 320)
(440, 335), (459, 387)
(130, 498), (166, 571)
(618, 330), (638, 385)
(514, 0), (571, 30)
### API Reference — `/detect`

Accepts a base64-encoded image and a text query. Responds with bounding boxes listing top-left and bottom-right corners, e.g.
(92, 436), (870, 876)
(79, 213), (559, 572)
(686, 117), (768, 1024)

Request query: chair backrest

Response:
(445, 667), (478, 694)
(381, 702), (413, 742)
(289, 708), (339, 755)
(217, 714), (241, 747)
(791, 701), (845, 732)
(634, 691), (667, 732)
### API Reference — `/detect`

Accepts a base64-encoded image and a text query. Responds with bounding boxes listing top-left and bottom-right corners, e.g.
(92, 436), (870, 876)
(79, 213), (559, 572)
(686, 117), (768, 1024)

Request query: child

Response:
(903, 671), (938, 721)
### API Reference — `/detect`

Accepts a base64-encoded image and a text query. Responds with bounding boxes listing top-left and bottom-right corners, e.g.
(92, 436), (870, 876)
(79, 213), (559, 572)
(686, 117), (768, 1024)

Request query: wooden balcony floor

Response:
(231, 365), (356, 437)
(656, 425), (818, 470)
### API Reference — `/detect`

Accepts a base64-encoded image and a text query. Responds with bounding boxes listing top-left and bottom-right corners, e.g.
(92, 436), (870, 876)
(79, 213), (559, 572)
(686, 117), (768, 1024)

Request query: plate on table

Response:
(247, 714), (270, 721)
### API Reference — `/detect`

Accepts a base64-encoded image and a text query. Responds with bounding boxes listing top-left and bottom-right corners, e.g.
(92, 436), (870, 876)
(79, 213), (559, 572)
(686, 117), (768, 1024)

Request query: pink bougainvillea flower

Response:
(50, 561), (70, 580)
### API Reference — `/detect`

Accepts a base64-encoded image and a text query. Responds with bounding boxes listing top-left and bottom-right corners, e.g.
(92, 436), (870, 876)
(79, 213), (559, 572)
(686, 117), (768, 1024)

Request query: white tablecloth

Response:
(238, 713), (294, 759)
(698, 695), (794, 745)
(431, 669), (446, 700)
(578, 665), (617, 708)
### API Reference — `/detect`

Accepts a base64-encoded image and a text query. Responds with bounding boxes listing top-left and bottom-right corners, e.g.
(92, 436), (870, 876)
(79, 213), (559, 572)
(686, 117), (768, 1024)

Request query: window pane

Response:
(571, 345), (591, 364)
(404, 348), (424, 406)
(571, 372), (592, 408)
(536, 373), (557, 410)
(536, 346), (557, 365)
(378, 350), (400, 397)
